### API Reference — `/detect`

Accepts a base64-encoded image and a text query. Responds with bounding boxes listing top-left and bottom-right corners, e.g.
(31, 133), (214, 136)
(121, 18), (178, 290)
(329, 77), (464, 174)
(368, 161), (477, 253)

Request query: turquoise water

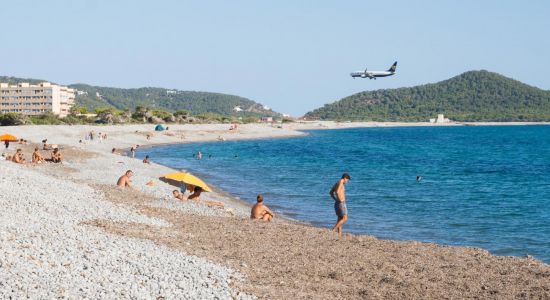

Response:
(139, 126), (550, 263)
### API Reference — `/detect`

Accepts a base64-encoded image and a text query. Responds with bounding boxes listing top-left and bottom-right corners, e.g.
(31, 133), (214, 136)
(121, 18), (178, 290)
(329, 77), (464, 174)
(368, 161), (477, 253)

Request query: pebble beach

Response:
(1, 123), (549, 299)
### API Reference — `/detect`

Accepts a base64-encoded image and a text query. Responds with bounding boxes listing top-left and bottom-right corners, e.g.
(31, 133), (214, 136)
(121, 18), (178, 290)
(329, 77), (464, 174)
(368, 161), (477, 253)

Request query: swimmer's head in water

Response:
(257, 194), (264, 203)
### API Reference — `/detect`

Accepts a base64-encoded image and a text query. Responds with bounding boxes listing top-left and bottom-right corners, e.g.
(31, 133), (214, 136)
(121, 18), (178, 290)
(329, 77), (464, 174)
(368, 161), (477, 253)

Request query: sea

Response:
(139, 126), (550, 263)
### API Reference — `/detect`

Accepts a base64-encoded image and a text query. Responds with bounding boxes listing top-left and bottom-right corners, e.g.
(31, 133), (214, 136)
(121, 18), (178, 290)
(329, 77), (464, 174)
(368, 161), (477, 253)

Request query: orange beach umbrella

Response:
(0, 134), (18, 142)
(162, 172), (212, 192)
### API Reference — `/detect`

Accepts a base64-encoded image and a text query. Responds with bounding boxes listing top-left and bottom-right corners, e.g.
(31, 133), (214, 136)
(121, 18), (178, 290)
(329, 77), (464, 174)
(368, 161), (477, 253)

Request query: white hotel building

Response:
(0, 82), (75, 117)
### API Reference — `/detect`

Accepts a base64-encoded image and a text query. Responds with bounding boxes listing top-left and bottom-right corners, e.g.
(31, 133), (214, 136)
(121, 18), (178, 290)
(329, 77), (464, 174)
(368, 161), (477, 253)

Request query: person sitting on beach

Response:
(32, 148), (45, 164)
(188, 186), (225, 208)
(143, 155), (151, 164)
(11, 149), (26, 164)
(43, 142), (53, 150)
(250, 194), (274, 221)
(46, 148), (62, 163)
(117, 170), (134, 188)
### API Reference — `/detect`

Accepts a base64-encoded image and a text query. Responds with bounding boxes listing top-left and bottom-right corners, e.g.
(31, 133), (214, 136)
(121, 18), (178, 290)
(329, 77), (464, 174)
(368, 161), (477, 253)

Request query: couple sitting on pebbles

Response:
(172, 186), (224, 208)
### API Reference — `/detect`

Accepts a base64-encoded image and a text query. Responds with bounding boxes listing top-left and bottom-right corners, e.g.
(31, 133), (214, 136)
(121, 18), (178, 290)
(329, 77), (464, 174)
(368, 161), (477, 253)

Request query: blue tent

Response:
(155, 124), (165, 131)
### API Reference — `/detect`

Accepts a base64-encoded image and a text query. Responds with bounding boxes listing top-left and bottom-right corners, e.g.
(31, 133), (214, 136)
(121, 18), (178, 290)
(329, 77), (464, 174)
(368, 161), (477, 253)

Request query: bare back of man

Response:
(117, 170), (133, 188)
(251, 195), (274, 221)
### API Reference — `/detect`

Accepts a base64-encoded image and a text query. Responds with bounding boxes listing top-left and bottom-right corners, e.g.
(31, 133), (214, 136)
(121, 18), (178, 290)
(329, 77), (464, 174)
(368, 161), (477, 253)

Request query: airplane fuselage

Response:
(350, 71), (395, 79)
(351, 61), (397, 79)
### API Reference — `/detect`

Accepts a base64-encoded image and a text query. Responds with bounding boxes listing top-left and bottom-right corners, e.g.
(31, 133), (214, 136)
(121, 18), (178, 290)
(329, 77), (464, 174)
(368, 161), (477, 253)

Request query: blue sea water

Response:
(139, 126), (550, 263)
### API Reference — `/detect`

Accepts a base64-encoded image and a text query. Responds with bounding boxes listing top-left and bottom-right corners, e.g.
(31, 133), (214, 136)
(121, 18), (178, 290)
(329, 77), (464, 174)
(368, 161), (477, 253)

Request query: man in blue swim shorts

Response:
(329, 173), (351, 236)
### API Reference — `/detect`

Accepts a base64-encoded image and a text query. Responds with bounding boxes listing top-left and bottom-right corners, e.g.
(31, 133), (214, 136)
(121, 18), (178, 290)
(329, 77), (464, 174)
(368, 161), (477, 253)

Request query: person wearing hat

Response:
(330, 173), (351, 235)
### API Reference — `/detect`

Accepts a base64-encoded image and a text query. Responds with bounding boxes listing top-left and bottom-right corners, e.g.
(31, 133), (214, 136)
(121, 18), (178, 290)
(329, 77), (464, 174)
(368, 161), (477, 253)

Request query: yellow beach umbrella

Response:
(162, 172), (212, 192)
(0, 134), (18, 142)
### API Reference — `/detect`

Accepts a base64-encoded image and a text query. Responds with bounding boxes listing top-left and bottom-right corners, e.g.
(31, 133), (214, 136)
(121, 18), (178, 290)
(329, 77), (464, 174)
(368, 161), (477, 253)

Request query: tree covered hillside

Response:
(305, 71), (550, 122)
(0, 76), (279, 117)
(70, 84), (279, 117)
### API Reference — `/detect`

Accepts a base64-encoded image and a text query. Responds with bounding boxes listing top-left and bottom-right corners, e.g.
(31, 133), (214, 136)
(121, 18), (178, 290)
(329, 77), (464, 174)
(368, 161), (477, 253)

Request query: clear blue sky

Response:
(2, 0), (549, 115)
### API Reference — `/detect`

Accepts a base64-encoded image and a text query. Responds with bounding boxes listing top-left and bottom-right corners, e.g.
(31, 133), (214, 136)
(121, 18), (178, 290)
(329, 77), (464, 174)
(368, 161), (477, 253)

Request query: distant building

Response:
(0, 82), (75, 117)
(166, 90), (177, 94)
(430, 114), (451, 123)
(233, 106), (243, 112)
(260, 117), (273, 123)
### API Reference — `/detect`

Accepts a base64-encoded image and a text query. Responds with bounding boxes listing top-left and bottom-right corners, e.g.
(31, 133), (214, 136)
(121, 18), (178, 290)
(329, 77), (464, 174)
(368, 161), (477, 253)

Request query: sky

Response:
(1, 0), (549, 115)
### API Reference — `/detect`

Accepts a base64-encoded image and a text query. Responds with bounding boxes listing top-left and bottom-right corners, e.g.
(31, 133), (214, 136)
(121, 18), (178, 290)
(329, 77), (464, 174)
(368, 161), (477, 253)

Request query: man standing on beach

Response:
(330, 173), (351, 235)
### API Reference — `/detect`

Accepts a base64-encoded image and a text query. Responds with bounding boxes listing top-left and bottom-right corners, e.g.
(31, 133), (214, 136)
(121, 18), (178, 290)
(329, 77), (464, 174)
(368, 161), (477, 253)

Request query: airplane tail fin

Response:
(387, 61), (397, 72)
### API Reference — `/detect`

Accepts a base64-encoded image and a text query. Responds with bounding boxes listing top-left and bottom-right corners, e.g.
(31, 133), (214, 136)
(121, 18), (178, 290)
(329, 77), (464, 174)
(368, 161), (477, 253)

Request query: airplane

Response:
(350, 61), (397, 79)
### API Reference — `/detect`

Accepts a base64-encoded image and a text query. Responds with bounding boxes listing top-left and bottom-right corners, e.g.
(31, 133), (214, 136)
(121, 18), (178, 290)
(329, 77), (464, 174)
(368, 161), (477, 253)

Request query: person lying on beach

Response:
(117, 170), (134, 188)
(143, 155), (151, 164)
(251, 194), (274, 221)
(11, 149), (26, 164)
(45, 148), (62, 163)
(188, 186), (225, 208)
(32, 148), (45, 164)
(111, 148), (120, 155)
(172, 190), (187, 201)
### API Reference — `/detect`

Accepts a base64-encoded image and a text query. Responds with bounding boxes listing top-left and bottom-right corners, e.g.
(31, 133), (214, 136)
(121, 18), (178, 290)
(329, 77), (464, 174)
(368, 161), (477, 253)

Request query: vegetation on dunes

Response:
(305, 70), (550, 122)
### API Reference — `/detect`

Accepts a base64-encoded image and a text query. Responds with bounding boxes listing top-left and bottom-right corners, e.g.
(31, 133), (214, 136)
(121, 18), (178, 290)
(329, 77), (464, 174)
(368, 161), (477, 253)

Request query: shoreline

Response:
(1, 123), (549, 298)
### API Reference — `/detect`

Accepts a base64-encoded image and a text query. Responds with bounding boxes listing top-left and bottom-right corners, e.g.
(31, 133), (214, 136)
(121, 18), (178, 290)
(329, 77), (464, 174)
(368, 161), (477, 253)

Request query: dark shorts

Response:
(334, 201), (347, 217)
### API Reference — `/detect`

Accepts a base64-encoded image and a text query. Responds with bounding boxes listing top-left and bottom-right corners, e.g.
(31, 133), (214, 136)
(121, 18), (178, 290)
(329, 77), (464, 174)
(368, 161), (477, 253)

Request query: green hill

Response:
(0, 76), (279, 117)
(305, 71), (550, 122)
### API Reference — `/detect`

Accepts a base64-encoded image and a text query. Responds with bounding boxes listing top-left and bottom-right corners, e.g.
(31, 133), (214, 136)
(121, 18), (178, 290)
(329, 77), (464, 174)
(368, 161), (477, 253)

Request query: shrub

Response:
(0, 113), (29, 126)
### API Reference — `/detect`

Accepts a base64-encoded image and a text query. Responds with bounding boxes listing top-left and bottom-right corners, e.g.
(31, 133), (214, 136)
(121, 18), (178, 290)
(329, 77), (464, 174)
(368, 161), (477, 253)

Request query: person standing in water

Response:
(329, 173), (351, 236)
